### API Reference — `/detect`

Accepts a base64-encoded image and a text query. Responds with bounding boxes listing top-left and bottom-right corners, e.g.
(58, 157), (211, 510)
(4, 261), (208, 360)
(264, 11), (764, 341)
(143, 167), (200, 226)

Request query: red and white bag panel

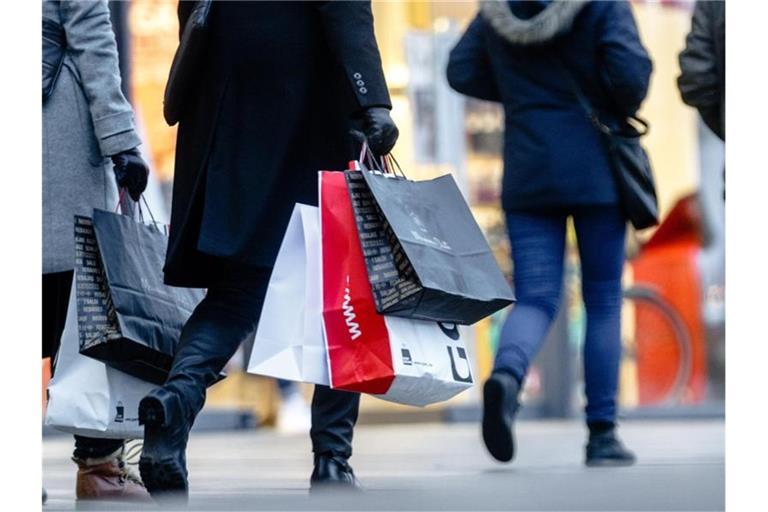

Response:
(319, 170), (473, 407)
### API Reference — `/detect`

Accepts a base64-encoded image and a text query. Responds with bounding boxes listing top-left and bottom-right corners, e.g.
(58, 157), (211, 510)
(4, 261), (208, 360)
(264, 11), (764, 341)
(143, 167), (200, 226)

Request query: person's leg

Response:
(484, 210), (567, 462)
(309, 386), (361, 490)
(43, 271), (141, 498)
(493, 211), (567, 378)
(162, 282), (270, 420)
(572, 206), (634, 466)
(42, 271), (72, 361)
(310, 386), (360, 459)
(572, 206), (626, 426)
(139, 274), (271, 497)
(43, 271), (124, 456)
(72, 436), (124, 460)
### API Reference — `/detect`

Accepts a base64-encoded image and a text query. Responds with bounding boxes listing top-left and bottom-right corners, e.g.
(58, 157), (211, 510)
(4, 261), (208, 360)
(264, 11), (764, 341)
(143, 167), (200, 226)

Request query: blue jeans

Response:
(494, 207), (626, 423)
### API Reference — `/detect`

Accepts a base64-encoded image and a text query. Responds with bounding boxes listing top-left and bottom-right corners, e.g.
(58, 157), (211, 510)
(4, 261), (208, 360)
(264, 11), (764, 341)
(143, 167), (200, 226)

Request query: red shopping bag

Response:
(320, 171), (394, 394)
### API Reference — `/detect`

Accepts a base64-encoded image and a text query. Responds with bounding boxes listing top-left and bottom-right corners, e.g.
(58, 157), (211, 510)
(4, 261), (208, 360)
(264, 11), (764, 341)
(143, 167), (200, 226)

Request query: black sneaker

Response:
(585, 430), (636, 467)
(482, 372), (521, 462)
(138, 388), (191, 500)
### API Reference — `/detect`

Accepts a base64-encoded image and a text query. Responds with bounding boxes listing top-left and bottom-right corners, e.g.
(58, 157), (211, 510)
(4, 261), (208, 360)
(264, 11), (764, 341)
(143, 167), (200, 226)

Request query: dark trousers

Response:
(43, 271), (124, 459)
(494, 207), (626, 423)
(164, 275), (361, 459)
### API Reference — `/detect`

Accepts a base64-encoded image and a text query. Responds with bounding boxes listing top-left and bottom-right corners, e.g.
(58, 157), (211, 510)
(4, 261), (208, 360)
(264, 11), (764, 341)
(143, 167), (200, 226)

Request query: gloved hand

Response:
(362, 107), (399, 156)
(111, 148), (149, 202)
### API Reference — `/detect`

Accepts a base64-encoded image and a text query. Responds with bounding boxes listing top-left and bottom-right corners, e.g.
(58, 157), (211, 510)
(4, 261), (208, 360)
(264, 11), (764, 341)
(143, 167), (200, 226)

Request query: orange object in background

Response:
(42, 358), (51, 413)
(631, 195), (708, 405)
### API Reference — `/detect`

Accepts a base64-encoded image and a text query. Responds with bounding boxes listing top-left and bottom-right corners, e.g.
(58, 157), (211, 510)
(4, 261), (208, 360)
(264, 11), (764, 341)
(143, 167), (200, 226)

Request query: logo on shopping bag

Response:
(401, 348), (413, 366)
(406, 205), (452, 251)
(447, 346), (473, 383)
(114, 401), (124, 423)
(343, 276), (362, 340)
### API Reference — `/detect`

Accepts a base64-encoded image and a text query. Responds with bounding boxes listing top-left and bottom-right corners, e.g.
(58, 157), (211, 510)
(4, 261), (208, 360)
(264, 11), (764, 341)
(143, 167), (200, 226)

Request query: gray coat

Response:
(42, 0), (141, 274)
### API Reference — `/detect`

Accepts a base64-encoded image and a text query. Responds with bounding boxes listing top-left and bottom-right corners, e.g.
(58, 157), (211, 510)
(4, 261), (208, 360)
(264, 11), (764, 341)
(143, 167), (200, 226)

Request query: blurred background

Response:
(44, 0), (724, 432)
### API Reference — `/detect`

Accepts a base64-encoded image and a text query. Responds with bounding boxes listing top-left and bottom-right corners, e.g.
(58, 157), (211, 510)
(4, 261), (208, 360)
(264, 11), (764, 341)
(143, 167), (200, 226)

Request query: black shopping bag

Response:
(345, 169), (514, 325)
(74, 209), (204, 384)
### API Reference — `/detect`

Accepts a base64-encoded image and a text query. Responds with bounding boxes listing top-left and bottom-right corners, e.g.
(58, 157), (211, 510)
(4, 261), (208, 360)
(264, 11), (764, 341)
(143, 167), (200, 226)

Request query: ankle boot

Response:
(310, 453), (362, 493)
(73, 445), (151, 501)
(585, 428), (636, 467)
(482, 371), (521, 462)
(138, 387), (192, 499)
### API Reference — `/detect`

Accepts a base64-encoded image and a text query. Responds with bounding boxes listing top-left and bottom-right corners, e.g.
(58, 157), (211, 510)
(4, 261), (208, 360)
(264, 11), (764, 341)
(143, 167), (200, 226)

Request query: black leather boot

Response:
(310, 453), (362, 493)
(138, 387), (191, 499)
(585, 428), (636, 467)
(482, 371), (521, 463)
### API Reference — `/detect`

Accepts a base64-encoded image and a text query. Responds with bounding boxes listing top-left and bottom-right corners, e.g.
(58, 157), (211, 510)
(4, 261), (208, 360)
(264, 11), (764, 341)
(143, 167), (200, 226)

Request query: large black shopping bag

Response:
(74, 209), (204, 384)
(344, 168), (514, 325)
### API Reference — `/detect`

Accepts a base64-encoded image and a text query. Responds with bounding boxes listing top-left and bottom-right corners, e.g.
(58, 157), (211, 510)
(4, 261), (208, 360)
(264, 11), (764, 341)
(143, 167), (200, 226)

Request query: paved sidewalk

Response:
(43, 419), (724, 511)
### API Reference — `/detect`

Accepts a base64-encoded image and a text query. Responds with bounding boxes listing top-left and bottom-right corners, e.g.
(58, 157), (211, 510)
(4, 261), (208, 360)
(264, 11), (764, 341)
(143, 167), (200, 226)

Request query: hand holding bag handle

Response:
(113, 191), (167, 235)
(349, 129), (407, 178)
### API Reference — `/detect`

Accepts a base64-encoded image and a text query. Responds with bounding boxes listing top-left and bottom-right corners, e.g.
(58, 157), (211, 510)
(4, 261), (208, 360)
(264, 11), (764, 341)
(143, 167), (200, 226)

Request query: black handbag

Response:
(163, 0), (213, 126)
(558, 60), (659, 230)
(42, 17), (66, 102)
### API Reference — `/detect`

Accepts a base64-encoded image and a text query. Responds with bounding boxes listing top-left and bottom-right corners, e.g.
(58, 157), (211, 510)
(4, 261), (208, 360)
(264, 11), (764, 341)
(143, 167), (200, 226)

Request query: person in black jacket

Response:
(447, 0), (651, 467)
(138, 1), (398, 498)
(678, 0), (724, 198)
(678, 0), (725, 141)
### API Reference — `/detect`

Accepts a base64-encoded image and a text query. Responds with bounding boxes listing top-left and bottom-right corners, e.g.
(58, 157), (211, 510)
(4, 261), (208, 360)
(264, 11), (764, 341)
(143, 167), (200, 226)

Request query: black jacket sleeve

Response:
(677, 1), (725, 140)
(315, 0), (392, 111)
(596, 1), (653, 117)
(446, 15), (501, 102)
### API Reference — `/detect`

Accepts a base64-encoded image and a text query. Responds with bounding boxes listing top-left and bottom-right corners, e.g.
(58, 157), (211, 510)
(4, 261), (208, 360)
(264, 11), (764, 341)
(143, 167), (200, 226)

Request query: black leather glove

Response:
(362, 107), (399, 156)
(111, 148), (149, 202)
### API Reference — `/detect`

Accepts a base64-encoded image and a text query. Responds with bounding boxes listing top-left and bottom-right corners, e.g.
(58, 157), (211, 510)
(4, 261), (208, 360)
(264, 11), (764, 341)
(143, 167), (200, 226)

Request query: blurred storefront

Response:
(121, 0), (724, 423)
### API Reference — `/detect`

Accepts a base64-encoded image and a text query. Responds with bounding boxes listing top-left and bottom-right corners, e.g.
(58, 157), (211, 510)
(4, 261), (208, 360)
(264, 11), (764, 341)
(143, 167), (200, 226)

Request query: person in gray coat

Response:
(42, 0), (149, 502)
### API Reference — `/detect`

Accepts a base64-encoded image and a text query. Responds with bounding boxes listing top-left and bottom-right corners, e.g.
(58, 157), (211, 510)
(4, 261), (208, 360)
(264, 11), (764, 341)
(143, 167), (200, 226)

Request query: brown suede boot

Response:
(73, 445), (151, 501)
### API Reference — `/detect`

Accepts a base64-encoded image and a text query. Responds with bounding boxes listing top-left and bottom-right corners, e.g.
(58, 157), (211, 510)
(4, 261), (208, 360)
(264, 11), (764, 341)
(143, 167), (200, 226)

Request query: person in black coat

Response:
(447, 0), (651, 467)
(678, 0), (725, 141)
(678, 0), (725, 198)
(139, 1), (398, 497)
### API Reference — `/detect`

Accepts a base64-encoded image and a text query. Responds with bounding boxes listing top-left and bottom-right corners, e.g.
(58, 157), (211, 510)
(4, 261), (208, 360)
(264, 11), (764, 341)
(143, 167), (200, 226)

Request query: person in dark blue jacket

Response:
(447, 0), (652, 467)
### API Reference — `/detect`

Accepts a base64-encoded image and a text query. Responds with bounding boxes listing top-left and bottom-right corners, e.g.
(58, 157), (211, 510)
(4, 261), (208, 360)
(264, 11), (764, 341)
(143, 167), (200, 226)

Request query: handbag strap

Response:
(553, 56), (649, 137)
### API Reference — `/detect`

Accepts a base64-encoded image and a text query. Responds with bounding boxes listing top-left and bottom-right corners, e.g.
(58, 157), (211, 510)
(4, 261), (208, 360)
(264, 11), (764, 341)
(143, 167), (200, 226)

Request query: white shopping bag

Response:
(247, 204), (330, 385)
(372, 319), (473, 407)
(45, 280), (157, 438)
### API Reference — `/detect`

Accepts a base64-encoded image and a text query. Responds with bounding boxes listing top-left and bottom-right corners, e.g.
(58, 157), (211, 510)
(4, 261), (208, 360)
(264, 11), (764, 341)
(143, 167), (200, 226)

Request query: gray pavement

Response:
(43, 419), (724, 511)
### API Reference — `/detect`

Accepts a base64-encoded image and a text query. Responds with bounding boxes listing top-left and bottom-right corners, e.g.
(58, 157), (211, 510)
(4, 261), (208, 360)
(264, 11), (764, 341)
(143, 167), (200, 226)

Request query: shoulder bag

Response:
(163, 0), (213, 126)
(557, 59), (659, 230)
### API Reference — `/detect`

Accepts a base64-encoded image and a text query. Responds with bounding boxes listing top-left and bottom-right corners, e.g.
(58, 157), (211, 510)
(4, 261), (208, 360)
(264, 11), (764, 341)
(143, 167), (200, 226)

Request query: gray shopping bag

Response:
(74, 209), (204, 384)
(345, 169), (514, 325)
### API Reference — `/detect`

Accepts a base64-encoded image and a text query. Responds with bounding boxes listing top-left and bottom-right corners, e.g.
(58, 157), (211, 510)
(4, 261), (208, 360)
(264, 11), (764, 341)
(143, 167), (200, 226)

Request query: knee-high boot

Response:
(138, 281), (269, 498)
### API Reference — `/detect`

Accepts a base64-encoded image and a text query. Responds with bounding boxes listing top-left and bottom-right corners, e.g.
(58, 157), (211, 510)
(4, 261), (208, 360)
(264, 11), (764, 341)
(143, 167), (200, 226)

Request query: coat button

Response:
(353, 72), (362, 79)
(359, 87), (367, 94)
(356, 79), (365, 86)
